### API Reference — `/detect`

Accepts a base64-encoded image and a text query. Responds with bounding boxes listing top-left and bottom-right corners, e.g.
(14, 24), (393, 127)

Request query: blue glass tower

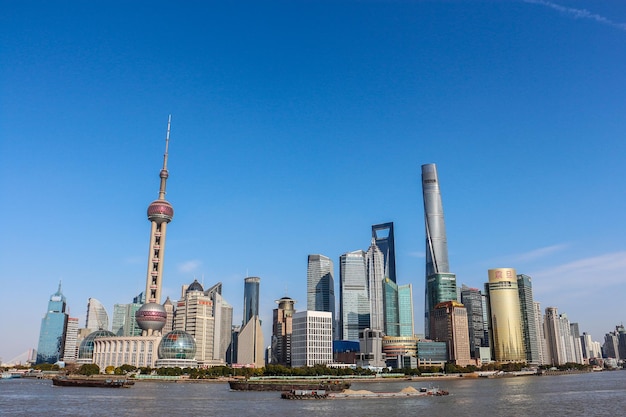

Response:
(36, 282), (69, 364)
(243, 277), (260, 326)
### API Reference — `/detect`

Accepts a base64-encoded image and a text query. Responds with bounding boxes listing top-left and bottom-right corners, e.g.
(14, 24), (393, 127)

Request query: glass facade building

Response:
(383, 278), (400, 337)
(86, 298), (110, 331)
(398, 283), (414, 337)
(339, 250), (369, 341)
(365, 240), (385, 331)
(307, 255), (335, 327)
(243, 277), (260, 326)
(421, 164), (452, 338)
(517, 274), (541, 366)
(460, 285), (487, 358)
(371, 222), (396, 283)
(36, 283), (69, 364)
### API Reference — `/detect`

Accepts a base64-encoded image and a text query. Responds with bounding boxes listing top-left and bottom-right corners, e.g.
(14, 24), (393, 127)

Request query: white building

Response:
(291, 310), (333, 367)
(62, 317), (80, 363)
(92, 335), (160, 369)
(86, 298), (110, 331)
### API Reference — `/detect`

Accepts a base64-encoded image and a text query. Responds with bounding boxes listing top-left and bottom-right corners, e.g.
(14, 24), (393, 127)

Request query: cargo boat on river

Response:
(229, 379), (350, 392)
(52, 376), (135, 388)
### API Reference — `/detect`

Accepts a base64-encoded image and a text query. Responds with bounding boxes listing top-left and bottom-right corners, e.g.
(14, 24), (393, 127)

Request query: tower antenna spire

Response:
(158, 115), (171, 200)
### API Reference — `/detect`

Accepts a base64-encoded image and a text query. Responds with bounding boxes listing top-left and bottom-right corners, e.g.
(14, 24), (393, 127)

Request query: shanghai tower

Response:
(421, 163), (455, 338)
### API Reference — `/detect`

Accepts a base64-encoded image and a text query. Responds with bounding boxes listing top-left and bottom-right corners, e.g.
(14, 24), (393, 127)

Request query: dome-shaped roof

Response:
(78, 330), (115, 359)
(158, 330), (197, 360)
(186, 279), (204, 293)
(147, 200), (174, 223)
(135, 302), (167, 332)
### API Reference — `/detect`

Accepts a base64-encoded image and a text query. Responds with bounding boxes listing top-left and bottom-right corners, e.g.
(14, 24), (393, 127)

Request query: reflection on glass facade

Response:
(243, 277), (260, 326)
(36, 283), (69, 364)
(398, 284), (414, 337)
(485, 268), (526, 362)
(517, 274), (541, 365)
(78, 329), (116, 360)
(372, 222), (396, 283)
(339, 250), (369, 341)
(307, 255), (335, 326)
(461, 284), (487, 358)
(158, 330), (197, 359)
(383, 278), (400, 337)
(422, 164), (451, 338)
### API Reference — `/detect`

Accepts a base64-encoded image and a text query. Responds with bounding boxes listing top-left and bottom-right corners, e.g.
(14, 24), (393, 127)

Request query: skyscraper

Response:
(85, 298), (109, 331)
(365, 240), (385, 331)
(432, 301), (473, 367)
(371, 222), (396, 283)
(135, 116), (174, 336)
(306, 255), (335, 325)
(272, 296), (296, 366)
(243, 277), (260, 326)
(237, 277), (264, 367)
(460, 285), (486, 358)
(485, 268), (526, 363)
(174, 280), (216, 364)
(62, 317), (80, 363)
(339, 250), (369, 341)
(397, 283), (415, 337)
(421, 163), (454, 338)
(36, 282), (69, 364)
(517, 274), (541, 366)
(383, 278), (400, 337)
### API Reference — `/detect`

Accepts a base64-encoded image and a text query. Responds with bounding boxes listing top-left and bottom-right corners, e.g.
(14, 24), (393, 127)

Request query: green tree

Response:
(78, 364), (100, 376)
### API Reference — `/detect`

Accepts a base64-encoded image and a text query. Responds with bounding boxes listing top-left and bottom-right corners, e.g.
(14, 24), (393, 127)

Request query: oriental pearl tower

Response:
(135, 116), (175, 336)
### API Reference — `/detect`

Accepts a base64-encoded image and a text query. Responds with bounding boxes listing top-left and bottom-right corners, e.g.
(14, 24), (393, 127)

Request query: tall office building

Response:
(62, 317), (80, 363)
(272, 296), (296, 366)
(237, 277), (264, 367)
(339, 250), (369, 341)
(174, 280), (232, 366)
(365, 240), (385, 332)
(383, 278), (400, 337)
(112, 302), (143, 336)
(36, 282), (69, 364)
(544, 306), (563, 365)
(517, 274), (541, 366)
(569, 322), (584, 364)
(306, 255), (335, 327)
(397, 283), (414, 337)
(421, 164), (453, 338)
(431, 301), (473, 367)
(243, 277), (260, 326)
(135, 116), (174, 336)
(292, 310), (334, 367)
(533, 301), (548, 365)
(485, 268), (525, 363)
(174, 280), (216, 364)
(460, 285), (486, 358)
(85, 298), (109, 331)
(371, 222), (396, 283)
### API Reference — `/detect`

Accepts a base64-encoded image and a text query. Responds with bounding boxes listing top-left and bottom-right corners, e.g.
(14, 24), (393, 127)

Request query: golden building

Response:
(486, 268), (526, 363)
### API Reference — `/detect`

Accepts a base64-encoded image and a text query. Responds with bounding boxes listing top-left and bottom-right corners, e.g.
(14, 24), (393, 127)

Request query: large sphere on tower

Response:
(135, 302), (167, 332)
(147, 200), (174, 223)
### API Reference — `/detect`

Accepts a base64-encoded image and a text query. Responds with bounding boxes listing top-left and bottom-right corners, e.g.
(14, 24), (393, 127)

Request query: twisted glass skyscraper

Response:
(421, 163), (454, 338)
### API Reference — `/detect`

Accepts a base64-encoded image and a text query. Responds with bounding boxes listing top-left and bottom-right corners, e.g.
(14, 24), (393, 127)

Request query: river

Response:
(1, 371), (625, 416)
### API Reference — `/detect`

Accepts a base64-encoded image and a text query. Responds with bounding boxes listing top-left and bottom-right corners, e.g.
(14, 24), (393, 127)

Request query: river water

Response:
(1, 371), (625, 416)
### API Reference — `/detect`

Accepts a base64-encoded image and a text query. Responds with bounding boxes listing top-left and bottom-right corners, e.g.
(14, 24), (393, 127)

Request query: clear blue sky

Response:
(1, 0), (625, 364)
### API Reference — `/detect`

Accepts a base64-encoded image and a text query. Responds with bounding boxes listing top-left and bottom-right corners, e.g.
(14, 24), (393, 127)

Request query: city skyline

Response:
(2, 1), (626, 363)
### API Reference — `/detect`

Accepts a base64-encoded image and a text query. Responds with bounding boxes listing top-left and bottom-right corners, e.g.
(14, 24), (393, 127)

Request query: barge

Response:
(52, 376), (135, 388)
(229, 379), (350, 392)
